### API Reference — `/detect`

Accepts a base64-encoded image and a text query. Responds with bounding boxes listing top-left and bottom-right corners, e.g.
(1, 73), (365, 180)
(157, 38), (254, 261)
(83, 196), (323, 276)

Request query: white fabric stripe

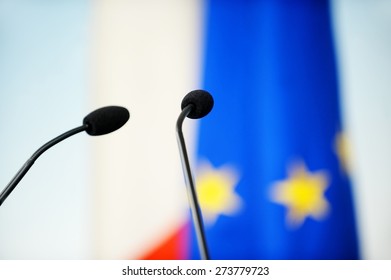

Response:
(90, 0), (203, 259)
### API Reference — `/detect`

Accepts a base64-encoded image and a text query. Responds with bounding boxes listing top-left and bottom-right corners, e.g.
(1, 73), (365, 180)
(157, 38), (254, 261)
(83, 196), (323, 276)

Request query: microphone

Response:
(176, 89), (214, 260)
(0, 106), (130, 207)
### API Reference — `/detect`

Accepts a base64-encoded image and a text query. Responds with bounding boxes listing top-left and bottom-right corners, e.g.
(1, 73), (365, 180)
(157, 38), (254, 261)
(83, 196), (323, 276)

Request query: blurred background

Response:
(0, 0), (390, 259)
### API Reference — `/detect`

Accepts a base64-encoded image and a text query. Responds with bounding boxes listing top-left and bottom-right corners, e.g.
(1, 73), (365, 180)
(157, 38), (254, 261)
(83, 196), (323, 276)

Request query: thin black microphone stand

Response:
(0, 124), (88, 206)
(176, 104), (210, 260)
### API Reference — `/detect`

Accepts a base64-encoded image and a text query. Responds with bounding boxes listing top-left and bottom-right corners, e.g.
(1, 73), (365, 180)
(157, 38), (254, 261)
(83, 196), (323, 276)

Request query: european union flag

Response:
(190, 0), (360, 259)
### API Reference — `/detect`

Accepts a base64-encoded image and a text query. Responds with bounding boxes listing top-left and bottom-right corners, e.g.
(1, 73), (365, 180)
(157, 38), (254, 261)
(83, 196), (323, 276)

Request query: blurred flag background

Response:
(189, 0), (359, 260)
(0, 0), (390, 260)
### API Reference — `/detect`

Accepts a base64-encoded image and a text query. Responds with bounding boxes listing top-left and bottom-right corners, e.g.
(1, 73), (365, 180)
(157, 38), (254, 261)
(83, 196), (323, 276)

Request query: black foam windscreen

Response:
(83, 106), (130, 136)
(181, 90), (214, 119)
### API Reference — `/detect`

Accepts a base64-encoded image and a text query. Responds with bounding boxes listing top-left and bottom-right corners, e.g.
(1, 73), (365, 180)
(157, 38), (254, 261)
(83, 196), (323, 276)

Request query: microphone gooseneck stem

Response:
(176, 104), (210, 260)
(0, 124), (87, 207)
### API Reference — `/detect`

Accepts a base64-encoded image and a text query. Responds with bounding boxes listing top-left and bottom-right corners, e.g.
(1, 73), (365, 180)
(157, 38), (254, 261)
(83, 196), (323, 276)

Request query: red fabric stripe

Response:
(140, 222), (190, 260)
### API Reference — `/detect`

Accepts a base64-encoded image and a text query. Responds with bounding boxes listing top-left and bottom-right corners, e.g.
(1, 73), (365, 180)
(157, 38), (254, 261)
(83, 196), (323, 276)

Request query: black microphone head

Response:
(83, 106), (130, 136)
(181, 89), (214, 119)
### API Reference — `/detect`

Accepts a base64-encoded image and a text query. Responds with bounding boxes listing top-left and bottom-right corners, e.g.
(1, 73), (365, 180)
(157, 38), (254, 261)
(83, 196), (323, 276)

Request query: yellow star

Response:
(269, 161), (330, 228)
(196, 161), (242, 225)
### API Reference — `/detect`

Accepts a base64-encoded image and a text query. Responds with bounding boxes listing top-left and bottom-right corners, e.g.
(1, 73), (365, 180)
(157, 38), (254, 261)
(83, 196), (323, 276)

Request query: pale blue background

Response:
(0, 0), (91, 259)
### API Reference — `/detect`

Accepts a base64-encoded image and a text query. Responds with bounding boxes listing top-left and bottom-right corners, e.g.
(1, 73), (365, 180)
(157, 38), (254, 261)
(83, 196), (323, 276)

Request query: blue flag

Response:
(190, 0), (360, 259)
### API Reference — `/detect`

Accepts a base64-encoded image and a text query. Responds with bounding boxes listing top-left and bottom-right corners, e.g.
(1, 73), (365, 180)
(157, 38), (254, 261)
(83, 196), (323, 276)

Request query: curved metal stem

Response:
(0, 125), (87, 206)
(176, 104), (210, 260)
